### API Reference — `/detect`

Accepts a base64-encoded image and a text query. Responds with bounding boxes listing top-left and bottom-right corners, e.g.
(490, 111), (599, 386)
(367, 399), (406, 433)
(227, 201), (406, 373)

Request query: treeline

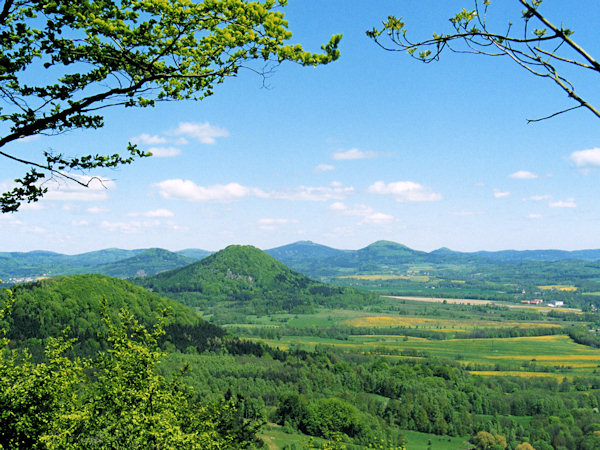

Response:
(232, 324), (567, 342)
(566, 326), (600, 348)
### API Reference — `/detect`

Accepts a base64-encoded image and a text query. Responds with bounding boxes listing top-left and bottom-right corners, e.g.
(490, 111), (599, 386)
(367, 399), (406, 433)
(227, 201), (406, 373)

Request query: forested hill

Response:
(93, 248), (195, 278)
(134, 245), (376, 315)
(0, 247), (209, 280)
(1, 274), (224, 358)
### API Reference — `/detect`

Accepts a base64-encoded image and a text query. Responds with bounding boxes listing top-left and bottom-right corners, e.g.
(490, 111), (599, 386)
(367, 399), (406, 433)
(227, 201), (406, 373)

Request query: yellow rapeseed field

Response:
(470, 371), (566, 379)
(538, 285), (578, 291)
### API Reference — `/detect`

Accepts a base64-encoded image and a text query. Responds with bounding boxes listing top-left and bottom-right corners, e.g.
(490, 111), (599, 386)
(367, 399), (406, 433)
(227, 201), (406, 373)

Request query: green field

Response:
(232, 298), (600, 378)
(259, 425), (472, 449)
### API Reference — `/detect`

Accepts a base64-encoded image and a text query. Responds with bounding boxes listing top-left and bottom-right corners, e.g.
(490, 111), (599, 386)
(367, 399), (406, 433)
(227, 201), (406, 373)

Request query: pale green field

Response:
(251, 334), (600, 377)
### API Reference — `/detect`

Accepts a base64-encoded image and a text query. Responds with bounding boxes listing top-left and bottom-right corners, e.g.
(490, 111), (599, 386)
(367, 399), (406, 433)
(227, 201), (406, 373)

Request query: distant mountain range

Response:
(2, 240), (600, 281)
(265, 241), (600, 278)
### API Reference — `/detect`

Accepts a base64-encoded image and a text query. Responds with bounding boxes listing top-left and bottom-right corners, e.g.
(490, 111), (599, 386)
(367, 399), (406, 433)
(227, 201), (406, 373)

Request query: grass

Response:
(259, 424), (473, 449)
(250, 334), (600, 376)
(401, 430), (471, 449)
(232, 299), (600, 377)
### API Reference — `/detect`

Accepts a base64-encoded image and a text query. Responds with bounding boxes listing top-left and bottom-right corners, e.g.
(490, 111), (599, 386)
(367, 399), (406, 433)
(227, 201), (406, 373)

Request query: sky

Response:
(1, 0), (600, 254)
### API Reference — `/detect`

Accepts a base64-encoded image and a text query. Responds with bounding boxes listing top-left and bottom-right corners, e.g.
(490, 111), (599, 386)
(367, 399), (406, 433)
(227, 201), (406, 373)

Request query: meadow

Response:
(230, 298), (600, 378)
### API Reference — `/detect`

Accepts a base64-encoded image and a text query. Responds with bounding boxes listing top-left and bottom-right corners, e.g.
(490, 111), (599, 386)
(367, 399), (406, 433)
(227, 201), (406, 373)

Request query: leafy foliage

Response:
(367, 0), (600, 122)
(0, 297), (262, 449)
(0, 0), (341, 211)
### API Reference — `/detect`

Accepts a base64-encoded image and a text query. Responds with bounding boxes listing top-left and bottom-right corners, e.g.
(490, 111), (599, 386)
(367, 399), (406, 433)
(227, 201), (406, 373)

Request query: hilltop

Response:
(2, 274), (224, 358)
(135, 245), (376, 317)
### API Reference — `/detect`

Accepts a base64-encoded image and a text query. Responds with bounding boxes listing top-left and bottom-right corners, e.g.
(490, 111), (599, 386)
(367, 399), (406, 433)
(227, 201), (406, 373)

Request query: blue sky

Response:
(1, 0), (599, 254)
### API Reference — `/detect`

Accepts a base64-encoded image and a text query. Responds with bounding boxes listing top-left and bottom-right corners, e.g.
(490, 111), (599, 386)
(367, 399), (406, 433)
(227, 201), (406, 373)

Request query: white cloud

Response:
(528, 194), (552, 201)
(527, 213), (542, 219)
(549, 198), (576, 208)
(86, 206), (109, 214)
(72, 220), (89, 226)
(130, 133), (167, 145)
(17, 135), (41, 143)
(19, 202), (46, 211)
(128, 209), (174, 218)
(148, 147), (181, 158)
(329, 202), (394, 225)
(449, 210), (476, 216)
(368, 181), (442, 202)
(100, 219), (164, 234)
(569, 148), (600, 167)
(493, 189), (510, 198)
(333, 148), (377, 160)
(257, 218), (297, 230)
(44, 176), (115, 202)
(314, 164), (335, 173)
(26, 225), (47, 234)
(270, 183), (354, 202)
(169, 122), (228, 144)
(510, 170), (538, 180)
(101, 220), (142, 234)
(155, 179), (252, 202)
(258, 218), (295, 225)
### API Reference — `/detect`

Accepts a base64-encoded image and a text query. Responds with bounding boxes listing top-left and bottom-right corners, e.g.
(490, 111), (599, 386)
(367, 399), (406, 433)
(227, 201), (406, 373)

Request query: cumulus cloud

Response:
(86, 206), (109, 214)
(569, 148), (600, 167)
(19, 202), (46, 211)
(528, 194), (552, 201)
(549, 198), (576, 208)
(257, 218), (298, 230)
(449, 210), (476, 216)
(128, 209), (174, 218)
(330, 202), (394, 225)
(510, 170), (538, 180)
(130, 133), (167, 145)
(155, 179), (253, 202)
(270, 183), (354, 202)
(169, 121), (228, 144)
(493, 189), (510, 199)
(43, 175), (115, 202)
(368, 181), (442, 202)
(148, 147), (181, 158)
(333, 148), (377, 160)
(314, 164), (335, 173)
(17, 135), (41, 143)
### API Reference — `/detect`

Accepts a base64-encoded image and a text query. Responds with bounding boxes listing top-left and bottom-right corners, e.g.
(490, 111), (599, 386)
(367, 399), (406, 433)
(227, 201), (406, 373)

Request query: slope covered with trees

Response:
(1, 274), (224, 358)
(135, 245), (377, 315)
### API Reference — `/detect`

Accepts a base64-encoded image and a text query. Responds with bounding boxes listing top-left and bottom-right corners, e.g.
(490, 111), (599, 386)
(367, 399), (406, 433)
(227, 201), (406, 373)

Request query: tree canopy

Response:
(0, 0), (341, 212)
(367, 0), (599, 123)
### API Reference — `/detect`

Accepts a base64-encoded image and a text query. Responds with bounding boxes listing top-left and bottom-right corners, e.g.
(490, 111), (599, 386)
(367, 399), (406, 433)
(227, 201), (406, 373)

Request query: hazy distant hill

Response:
(2, 274), (224, 358)
(94, 248), (196, 278)
(176, 248), (213, 260)
(0, 247), (210, 280)
(266, 241), (347, 265)
(135, 245), (375, 315)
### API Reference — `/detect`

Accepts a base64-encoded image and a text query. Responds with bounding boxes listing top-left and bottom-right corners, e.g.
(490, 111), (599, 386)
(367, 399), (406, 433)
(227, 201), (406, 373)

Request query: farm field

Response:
(231, 298), (600, 378)
(248, 334), (600, 377)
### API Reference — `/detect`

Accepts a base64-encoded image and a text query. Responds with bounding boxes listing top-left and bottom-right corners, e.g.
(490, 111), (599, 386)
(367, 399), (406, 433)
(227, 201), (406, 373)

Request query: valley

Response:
(3, 242), (600, 448)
